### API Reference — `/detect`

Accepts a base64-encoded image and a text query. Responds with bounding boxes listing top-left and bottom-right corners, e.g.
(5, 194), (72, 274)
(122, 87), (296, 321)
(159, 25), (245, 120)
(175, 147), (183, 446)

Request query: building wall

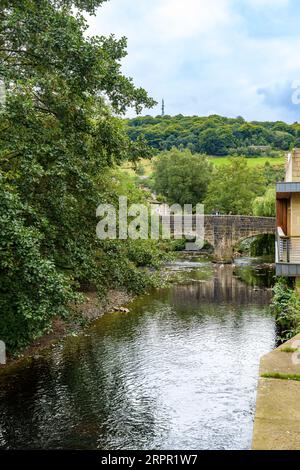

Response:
(291, 194), (300, 236)
(286, 149), (300, 183)
(286, 152), (293, 182)
(287, 200), (291, 236)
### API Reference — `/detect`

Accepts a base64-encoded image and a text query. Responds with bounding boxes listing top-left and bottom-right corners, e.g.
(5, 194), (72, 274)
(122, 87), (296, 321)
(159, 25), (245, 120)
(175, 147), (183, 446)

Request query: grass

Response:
(209, 156), (284, 167)
(261, 372), (300, 382)
(122, 159), (153, 177)
(122, 156), (285, 177)
(280, 347), (299, 353)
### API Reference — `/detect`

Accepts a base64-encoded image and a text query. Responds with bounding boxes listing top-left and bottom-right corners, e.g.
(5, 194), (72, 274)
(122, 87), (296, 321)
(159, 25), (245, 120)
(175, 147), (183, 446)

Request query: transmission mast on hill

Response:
(162, 99), (165, 117)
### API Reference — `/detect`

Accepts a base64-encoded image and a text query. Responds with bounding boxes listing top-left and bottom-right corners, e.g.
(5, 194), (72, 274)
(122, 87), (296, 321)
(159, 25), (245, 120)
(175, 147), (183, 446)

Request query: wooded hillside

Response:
(126, 114), (299, 155)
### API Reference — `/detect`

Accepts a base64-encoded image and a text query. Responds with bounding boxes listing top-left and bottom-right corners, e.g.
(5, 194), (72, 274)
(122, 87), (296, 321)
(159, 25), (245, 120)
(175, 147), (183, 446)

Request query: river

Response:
(0, 255), (276, 450)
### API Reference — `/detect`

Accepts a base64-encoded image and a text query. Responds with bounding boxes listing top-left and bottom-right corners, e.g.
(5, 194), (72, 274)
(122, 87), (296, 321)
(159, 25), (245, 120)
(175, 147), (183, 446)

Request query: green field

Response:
(210, 156), (284, 167)
(123, 155), (285, 177)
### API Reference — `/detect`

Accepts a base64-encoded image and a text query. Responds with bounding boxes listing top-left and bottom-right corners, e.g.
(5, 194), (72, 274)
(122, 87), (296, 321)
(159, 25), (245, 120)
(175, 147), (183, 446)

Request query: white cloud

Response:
(246, 0), (289, 9)
(152, 0), (234, 40)
(85, 0), (300, 122)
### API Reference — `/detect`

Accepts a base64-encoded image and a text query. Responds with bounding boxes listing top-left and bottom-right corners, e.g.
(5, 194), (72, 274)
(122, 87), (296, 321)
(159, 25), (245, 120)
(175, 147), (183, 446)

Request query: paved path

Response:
(252, 334), (300, 450)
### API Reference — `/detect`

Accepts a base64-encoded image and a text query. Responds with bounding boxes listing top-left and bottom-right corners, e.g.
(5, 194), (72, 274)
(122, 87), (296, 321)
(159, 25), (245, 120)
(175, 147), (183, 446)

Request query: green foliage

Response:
(263, 162), (285, 185)
(250, 234), (275, 257)
(126, 114), (299, 156)
(94, 240), (162, 296)
(198, 126), (235, 156)
(253, 187), (276, 217)
(0, 1), (158, 353)
(234, 260), (274, 288)
(135, 162), (145, 176)
(237, 234), (275, 257)
(271, 279), (300, 341)
(152, 148), (213, 206)
(204, 158), (265, 214)
(0, 181), (78, 352)
(164, 239), (188, 252)
(126, 240), (170, 268)
(229, 146), (277, 157)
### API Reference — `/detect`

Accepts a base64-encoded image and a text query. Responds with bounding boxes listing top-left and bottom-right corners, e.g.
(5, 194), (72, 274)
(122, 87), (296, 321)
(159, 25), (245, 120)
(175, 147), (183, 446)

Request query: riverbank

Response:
(1, 289), (134, 368)
(0, 253), (210, 368)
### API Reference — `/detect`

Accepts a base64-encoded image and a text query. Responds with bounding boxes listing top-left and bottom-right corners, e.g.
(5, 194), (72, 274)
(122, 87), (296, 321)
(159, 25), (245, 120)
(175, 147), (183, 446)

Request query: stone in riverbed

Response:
(113, 307), (130, 313)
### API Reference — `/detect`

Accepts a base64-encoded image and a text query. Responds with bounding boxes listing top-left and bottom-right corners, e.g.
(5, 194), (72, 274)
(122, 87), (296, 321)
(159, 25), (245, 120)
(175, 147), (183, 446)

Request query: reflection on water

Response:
(234, 257), (275, 289)
(0, 258), (276, 450)
(170, 266), (272, 307)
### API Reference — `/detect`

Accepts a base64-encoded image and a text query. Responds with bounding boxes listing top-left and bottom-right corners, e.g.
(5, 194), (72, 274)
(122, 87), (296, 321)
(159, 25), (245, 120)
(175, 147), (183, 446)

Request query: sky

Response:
(86, 0), (300, 122)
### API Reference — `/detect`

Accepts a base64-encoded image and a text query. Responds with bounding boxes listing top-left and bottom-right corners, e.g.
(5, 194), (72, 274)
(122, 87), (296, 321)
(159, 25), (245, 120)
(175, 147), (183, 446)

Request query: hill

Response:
(125, 114), (300, 156)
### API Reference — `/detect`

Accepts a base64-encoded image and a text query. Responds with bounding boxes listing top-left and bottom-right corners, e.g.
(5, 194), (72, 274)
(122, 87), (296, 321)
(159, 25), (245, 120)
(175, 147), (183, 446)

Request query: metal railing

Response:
(277, 227), (300, 263)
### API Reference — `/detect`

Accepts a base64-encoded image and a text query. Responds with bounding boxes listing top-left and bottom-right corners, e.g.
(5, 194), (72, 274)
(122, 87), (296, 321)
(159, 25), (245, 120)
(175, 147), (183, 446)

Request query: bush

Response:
(253, 187), (276, 217)
(271, 279), (300, 341)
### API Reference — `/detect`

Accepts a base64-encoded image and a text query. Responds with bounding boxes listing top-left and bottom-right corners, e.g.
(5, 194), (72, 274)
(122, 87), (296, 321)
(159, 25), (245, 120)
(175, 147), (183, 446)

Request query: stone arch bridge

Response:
(164, 215), (276, 260)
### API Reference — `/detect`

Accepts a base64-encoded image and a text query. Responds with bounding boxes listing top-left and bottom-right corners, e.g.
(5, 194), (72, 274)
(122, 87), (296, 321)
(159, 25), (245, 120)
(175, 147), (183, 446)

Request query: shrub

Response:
(271, 279), (300, 341)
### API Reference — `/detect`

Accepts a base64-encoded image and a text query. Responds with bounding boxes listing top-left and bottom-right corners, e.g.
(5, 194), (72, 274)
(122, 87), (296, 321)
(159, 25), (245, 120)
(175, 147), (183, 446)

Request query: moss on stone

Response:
(261, 372), (300, 382)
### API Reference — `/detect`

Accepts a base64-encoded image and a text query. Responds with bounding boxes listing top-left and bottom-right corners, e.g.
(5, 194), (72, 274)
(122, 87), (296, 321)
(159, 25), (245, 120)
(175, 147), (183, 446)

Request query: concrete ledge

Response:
(260, 334), (300, 376)
(252, 379), (300, 450)
(252, 334), (300, 450)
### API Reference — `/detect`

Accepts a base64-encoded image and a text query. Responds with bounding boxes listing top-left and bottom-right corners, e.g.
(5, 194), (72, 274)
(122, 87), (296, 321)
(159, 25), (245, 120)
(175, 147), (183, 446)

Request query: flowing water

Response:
(0, 255), (276, 450)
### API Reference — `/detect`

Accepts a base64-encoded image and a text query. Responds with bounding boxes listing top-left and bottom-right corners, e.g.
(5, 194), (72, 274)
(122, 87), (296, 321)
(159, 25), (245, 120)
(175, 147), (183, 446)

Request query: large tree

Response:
(153, 148), (213, 206)
(0, 0), (155, 352)
(252, 187), (276, 217)
(204, 158), (265, 215)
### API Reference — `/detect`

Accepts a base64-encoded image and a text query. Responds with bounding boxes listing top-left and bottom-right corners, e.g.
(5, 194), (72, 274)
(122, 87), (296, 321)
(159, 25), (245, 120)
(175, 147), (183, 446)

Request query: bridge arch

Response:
(204, 215), (276, 260)
(168, 215), (276, 261)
